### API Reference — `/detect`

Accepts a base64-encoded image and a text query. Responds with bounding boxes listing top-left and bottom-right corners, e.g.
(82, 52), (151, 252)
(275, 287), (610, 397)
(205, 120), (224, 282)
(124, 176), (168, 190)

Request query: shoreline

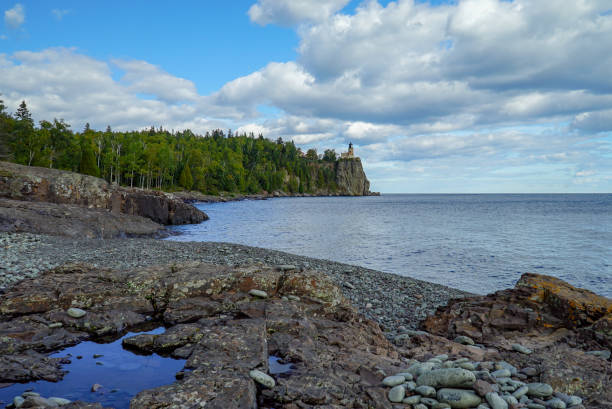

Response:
(0, 231), (469, 338)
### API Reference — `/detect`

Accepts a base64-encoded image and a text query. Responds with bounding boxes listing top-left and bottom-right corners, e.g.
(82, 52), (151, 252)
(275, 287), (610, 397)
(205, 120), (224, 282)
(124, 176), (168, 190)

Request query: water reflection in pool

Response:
(0, 327), (186, 409)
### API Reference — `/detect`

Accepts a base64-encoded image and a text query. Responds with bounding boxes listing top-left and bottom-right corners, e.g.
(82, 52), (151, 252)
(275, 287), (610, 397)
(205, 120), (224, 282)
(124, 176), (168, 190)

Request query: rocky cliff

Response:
(0, 161), (207, 225)
(334, 158), (374, 196)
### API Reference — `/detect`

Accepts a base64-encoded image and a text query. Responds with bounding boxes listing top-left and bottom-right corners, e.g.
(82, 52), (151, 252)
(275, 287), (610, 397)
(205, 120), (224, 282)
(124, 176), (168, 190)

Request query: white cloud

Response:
(4, 3), (24, 29)
(248, 0), (350, 26)
(112, 59), (199, 103)
(51, 9), (70, 20)
(0, 48), (226, 133)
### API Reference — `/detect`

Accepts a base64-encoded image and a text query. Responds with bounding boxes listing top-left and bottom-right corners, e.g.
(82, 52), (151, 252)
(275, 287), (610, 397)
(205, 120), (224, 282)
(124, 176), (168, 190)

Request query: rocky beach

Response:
(0, 162), (610, 409)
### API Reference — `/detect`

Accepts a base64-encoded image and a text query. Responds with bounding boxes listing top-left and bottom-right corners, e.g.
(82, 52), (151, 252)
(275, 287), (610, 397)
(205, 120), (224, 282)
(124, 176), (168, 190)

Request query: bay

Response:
(166, 194), (611, 297)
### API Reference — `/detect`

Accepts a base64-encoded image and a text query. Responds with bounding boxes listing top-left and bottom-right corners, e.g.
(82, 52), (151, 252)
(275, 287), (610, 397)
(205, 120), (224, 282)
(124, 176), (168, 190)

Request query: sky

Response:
(1, 0), (611, 193)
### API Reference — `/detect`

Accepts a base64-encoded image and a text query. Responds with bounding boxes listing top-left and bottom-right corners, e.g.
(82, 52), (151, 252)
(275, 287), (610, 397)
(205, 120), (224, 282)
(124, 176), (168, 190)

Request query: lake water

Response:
(167, 194), (612, 297)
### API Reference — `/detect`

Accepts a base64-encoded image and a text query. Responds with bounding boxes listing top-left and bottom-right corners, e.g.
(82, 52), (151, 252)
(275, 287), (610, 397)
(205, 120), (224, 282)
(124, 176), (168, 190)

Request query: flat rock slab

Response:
(0, 261), (402, 408)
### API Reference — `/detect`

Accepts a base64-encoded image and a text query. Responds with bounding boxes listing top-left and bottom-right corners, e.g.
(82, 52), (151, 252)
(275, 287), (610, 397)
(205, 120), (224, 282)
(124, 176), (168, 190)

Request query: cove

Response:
(0, 327), (186, 409)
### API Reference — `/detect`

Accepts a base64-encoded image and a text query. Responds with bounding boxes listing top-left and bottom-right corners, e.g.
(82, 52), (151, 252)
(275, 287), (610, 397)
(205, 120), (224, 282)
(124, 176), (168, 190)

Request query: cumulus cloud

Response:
(0, 48), (225, 133)
(248, 0), (350, 26)
(4, 3), (24, 29)
(112, 59), (199, 103)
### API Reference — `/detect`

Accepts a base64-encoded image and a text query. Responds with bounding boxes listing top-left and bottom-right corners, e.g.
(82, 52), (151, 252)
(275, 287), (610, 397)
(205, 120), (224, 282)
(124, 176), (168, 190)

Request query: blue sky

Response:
(1, 0), (611, 193)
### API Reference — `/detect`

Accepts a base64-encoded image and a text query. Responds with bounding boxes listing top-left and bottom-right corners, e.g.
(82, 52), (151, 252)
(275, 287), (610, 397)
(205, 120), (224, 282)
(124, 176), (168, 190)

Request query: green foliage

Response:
(0, 101), (342, 195)
(178, 164), (193, 190)
(79, 135), (100, 177)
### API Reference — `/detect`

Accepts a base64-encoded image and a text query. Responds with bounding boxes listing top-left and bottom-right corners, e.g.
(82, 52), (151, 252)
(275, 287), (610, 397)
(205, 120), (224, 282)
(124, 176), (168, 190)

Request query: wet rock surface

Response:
(0, 262), (403, 408)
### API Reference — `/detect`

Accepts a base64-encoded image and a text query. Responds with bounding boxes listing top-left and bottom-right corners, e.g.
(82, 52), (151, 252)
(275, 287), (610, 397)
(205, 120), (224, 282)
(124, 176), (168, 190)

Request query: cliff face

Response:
(0, 161), (207, 225)
(334, 158), (372, 196)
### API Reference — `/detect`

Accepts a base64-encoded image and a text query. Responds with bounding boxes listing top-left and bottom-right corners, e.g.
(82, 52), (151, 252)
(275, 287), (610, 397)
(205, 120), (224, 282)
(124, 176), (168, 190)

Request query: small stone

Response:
(13, 396), (25, 408)
(343, 282), (355, 289)
(415, 385), (437, 397)
(276, 264), (296, 271)
(527, 404), (545, 409)
(485, 392), (508, 409)
(365, 302), (372, 309)
(382, 375), (406, 386)
(567, 396), (582, 406)
(91, 383), (102, 392)
(512, 344), (532, 354)
(48, 322), (63, 329)
(527, 383), (553, 398)
(93, 354), (103, 358)
(547, 398), (567, 409)
(503, 395), (519, 406)
(21, 392), (40, 398)
(473, 379), (493, 397)
(415, 405), (428, 409)
(388, 385), (406, 402)
(435, 354), (449, 361)
(48, 397), (72, 406)
(434, 403), (451, 409)
(287, 295), (300, 301)
(421, 397), (439, 406)
(512, 385), (529, 399)
(585, 350), (611, 360)
(437, 388), (482, 408)
(66, 307), (87, 318)
(96, 361), (103, 365)
(403, 395), (421, 405)
(417, 368), (476, 388)
(521, 367), (538, 377)
(249, 369), (275, 388)
(405, 381), (417, 391)
(458, 362), (476, 371)
(22, 396), (58, 407)
(491, 369), (511, 379)
(396, 372), (414, 381)
(454, 335), (475, 345)
(248, 289), (268, 298)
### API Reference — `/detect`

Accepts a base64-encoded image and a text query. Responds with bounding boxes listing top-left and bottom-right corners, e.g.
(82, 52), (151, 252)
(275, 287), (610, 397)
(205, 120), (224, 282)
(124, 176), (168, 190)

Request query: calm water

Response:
(0, 327), (185, 409)
(167, 194), (612, 297)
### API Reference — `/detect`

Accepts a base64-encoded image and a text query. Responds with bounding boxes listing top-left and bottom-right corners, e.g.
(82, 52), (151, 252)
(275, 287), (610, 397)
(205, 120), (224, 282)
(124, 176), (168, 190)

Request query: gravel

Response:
(0, 231), (471, 337)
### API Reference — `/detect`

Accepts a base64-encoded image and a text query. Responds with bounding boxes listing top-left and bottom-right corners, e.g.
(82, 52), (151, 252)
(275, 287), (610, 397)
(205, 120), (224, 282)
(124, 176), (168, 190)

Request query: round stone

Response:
(49, 397), (72, 406)
(437, 388), (482, 408)
(527, 383), (553, 398)
(453, 335), (475, 345)
(388, 385), (406, 402)
(512, 385), (529, 398)
(547, 398), (567, 409)
(415, 385), (437, 397)
(491, 369), (511, 378)
(512, 343), (533, 354)
(403, 395), (421, 405)
(417, 368), (476, 388)
(66, 307), (87, 318)
(485, 392), (508, 409)
(248, 289), (268, 298)
(249, 369), (275, 388)
(382, 375), (406, 386)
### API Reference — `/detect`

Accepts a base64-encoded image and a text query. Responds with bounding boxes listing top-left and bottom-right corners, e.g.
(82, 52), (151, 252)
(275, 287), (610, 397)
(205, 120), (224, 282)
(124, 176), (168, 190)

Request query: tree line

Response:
(0, 99), (343, 195)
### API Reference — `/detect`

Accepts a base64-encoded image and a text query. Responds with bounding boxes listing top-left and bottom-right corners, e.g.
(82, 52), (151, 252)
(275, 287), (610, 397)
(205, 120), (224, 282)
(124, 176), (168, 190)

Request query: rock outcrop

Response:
(0, 198), (165, 238)
(422, 272), (612, 408)
(335, 158), (374, 196)
(0, 161), (207, 225)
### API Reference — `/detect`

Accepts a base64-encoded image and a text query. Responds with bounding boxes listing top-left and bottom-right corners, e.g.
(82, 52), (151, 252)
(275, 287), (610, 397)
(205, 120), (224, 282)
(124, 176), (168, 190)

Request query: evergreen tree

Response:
(178, 164), (193, 190)
(79, 135), (100, 177)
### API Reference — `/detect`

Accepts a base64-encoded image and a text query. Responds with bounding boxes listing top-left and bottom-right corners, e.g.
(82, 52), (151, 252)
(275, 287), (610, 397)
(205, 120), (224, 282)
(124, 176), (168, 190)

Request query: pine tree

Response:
(178, 164), (193, 190)
(79, 143), (100, 177)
